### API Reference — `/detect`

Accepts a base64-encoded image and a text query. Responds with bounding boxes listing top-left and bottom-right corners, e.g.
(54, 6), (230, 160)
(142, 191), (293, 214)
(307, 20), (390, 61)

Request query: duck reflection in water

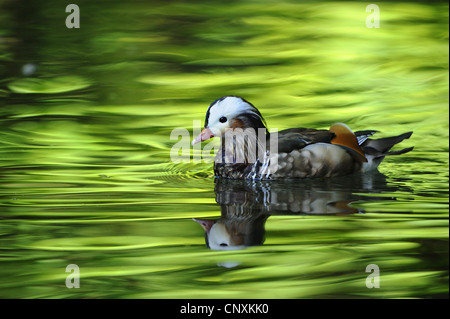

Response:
(194, 172), (404, 250)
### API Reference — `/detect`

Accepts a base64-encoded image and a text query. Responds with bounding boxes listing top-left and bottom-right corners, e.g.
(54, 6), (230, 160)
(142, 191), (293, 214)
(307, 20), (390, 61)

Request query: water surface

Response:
(0, 0), (448, 298)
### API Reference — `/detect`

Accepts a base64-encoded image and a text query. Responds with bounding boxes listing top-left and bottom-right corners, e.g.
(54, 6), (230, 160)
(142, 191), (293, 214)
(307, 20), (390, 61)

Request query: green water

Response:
(0, 0), (448, 299)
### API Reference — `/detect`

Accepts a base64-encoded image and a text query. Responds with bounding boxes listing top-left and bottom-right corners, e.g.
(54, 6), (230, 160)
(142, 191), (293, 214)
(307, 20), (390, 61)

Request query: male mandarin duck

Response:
(192, 96), (413, 179)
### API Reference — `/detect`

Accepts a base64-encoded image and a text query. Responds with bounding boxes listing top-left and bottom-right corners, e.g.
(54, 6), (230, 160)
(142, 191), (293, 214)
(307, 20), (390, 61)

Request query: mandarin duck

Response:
(192, 96), (413, 179)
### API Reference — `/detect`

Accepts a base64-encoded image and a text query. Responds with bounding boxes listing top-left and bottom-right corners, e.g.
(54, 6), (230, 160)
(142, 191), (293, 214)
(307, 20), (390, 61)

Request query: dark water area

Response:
(0, 0), (448, 298)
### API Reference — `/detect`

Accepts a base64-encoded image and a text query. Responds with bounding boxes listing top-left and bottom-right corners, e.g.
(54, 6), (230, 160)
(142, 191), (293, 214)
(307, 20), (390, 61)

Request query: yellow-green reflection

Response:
(0, 0), (448, 299)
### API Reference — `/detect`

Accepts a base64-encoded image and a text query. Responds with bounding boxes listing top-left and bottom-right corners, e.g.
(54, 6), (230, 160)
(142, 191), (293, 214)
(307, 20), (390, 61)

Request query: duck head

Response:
(193, 216), (267, 251)
(192, 96), (267, 145)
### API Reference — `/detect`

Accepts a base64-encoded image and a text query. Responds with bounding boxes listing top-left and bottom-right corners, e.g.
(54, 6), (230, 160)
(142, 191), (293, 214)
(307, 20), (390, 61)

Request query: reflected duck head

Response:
(193, 217), (267, 251)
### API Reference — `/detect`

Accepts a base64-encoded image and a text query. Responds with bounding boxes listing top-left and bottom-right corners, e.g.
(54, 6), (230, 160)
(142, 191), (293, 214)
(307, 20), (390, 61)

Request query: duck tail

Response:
(356, 131), (414, 172)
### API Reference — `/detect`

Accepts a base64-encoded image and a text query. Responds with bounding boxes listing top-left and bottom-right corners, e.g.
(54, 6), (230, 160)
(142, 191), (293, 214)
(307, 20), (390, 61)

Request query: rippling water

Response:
(0, 0), (448, 298)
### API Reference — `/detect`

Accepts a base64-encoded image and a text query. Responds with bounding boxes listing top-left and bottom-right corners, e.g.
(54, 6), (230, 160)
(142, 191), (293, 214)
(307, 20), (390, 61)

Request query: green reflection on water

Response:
(0, 0), (448, 298)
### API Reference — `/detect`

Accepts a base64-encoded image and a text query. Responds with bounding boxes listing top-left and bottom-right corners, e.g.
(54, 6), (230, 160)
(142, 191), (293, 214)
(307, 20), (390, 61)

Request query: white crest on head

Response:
(205, 96), (257, 136)
(207, 223), (246, 251)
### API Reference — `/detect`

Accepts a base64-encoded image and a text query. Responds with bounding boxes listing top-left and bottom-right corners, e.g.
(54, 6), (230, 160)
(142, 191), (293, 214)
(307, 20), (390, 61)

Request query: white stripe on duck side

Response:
(259, 143), (359, 179)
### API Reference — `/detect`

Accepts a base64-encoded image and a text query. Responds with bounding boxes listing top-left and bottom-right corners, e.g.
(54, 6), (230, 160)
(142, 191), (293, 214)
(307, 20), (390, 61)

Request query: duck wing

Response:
(354, 130), (379, 145)
(272, 128), (335, 153)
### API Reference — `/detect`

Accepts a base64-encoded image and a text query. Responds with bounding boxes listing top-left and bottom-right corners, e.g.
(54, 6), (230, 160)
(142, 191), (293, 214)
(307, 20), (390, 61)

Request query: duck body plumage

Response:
(193, 96), (413, 180)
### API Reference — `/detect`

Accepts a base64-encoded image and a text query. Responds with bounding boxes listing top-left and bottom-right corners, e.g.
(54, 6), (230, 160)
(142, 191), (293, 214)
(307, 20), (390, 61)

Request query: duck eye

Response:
(219, 116), (227, 123)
